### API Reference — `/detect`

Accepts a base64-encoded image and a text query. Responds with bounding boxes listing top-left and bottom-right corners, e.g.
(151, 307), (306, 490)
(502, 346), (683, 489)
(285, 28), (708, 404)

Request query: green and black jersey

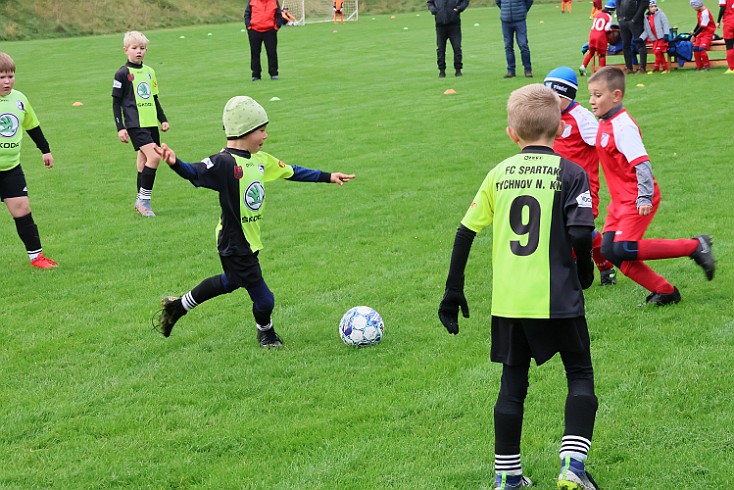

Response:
(0, 89), (42, 171)
(170, 148), (331, 256)
(461, 146), (594, 319)
(111, 62), (166, 130)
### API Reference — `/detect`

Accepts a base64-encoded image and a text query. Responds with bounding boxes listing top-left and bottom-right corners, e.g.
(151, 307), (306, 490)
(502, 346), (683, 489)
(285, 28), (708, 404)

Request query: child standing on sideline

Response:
(545, 67), (617, 285)
(641, 0), (671, 73)
(588, 67), (715, 306)
(690, 0), (717, 70)
(153, 96), (355, 347)
(112, 31), (169, 218)
(716, 0), (734, 73)
(580, 0), (616, 76)
(0, 52), (58, 269)
(438, 84), (600, 490)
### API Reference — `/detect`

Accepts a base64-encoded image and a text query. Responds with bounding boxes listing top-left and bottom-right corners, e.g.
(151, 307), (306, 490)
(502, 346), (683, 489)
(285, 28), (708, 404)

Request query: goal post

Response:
(279, 0), (358, 26)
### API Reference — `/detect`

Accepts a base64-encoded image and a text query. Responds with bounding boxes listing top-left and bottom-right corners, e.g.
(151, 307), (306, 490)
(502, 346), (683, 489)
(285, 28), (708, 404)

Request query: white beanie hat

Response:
(222, 96), (269, 140)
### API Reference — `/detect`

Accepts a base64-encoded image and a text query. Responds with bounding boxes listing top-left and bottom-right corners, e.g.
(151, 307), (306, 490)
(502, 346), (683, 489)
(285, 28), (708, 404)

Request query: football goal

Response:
(281, 0), (358, 25)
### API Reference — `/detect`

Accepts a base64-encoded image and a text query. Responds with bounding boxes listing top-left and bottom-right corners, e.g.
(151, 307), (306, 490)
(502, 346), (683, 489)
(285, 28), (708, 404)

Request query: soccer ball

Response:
(339, 306), (384, 347)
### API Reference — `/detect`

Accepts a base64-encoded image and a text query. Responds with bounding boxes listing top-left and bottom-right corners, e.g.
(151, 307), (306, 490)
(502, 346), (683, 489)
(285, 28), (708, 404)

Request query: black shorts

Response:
(491, 316), (590, 367)
(219, 252), (264, 289)
(0, 165), (28, 201)
(127, 126), (160, 151)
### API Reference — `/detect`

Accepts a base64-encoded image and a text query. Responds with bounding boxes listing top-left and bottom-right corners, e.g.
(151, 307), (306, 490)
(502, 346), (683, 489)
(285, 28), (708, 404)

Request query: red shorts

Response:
(652, 39), (668, 53)
(723, 21), (734, 40)
(694, 33), (714, 49)
(602, 194), (661, 242)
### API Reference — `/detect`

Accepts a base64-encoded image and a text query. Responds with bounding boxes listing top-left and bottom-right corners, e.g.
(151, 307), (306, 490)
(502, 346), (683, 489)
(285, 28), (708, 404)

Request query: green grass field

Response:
(1, 3), (732, 488)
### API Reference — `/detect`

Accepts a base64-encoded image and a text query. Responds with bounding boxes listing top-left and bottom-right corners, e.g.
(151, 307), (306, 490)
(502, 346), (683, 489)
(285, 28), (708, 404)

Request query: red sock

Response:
(637, 238), (698, 260)
(694, 51), (703, 69)
(701, 51), (710, 68)
(620, 261), (674, 294)
(583, 52), (593, 68)
(599, 54), (606, 67)
(727, 48), (734, 70)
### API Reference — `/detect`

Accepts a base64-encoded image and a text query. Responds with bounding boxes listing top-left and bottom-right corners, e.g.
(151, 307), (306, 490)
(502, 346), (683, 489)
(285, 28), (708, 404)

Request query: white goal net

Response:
(281, 0), (358, 25)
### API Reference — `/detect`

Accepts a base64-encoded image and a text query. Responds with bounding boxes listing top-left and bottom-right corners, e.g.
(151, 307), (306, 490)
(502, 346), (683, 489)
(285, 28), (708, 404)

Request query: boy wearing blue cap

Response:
(580, 0), (616, 76)
(545, 66), (617, 285)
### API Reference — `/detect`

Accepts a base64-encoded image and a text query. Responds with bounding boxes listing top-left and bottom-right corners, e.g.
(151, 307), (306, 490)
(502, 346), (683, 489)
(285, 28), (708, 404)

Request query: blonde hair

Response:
(123, 31), (149, 48)
(507, 84), (562, 141)
(588, 66), (626, 95)
(0, 52), (15, 73)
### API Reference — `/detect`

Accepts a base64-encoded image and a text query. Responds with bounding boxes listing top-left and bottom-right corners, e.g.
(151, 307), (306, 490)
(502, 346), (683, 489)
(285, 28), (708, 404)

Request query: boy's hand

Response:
(118, 129), (129, 144)
(161, 122), (170, 132)
(42, 153), (54, 169)
(330, 172), (356, 186)
(638, 204), (652, 216)
(154, 143), (177, 165)
(438, 288), (469, 335)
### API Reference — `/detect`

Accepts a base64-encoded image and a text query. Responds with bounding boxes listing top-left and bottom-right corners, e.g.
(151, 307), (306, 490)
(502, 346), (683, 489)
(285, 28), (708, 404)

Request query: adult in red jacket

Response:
(244, 0), (282, 81)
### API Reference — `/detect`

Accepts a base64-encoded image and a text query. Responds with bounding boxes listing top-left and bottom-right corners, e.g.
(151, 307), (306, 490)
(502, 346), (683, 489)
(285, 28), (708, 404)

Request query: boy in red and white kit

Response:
(690, 0), (717, 70)
(587, 67), (715, 306)
(545, 66), (617, 285)
(579, 0), (616, 76)
(642, 0), (671, 73)
(717, 0), (734, 73)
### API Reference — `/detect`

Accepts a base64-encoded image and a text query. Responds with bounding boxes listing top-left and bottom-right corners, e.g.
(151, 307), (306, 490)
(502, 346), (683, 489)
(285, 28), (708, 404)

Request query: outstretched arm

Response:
(154, 144), (197, 180)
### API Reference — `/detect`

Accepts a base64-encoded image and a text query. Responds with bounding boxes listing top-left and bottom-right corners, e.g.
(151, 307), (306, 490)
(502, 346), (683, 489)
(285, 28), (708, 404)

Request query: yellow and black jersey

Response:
(112, 61), (167, 130)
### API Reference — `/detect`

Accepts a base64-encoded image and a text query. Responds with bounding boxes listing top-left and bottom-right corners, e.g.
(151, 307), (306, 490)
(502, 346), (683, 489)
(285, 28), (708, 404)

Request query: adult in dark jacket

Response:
(244, 0), (282, 81)
(618, 0), (648, 73)
(496, 0), (534, 78)
(427, 0), (470, 78)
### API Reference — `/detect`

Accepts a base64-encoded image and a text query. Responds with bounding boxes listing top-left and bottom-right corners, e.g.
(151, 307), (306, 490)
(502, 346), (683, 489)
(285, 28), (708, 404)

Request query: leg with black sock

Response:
(558, 348), (599, 489)
(494, 361), (532, 488)
(155, 274), (235, 337)
(246, 278), (281, 347)
(14, 212), (57, 269)
(592, 230), (615, 285)
(135, 165), (157, 217)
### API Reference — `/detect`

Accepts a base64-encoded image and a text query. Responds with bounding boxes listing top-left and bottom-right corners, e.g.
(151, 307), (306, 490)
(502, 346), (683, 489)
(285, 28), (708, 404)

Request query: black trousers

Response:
(436, 22), (462, 71)
(248, 29), (278, 78)
(619, 18), (647, 70)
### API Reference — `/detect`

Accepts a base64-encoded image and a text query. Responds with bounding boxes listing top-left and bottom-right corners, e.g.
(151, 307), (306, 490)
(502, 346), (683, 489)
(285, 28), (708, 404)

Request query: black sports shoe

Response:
(600, 267), (617, 286)
(455, 69), (463, 77)
(438, 70), (446, 78)
(645, 287), (681, 306)
(690, 234), (715, 280)
(257, 327), (283, 348)
(153, 296), (187, 337)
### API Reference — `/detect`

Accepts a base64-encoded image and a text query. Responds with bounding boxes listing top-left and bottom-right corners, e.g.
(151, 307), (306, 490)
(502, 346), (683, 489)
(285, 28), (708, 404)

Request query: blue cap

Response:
(605, 0), (616, 9)
(544, 66), (578, 101)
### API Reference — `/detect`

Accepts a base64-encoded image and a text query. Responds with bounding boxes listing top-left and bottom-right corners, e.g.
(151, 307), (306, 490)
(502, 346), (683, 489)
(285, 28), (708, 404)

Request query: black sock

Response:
(14, 213), (42, 258)
(138, 166), (157, 200)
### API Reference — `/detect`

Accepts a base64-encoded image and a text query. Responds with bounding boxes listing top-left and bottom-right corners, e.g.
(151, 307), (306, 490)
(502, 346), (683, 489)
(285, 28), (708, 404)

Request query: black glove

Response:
(577, 256), (594, 290)
(663, 34), (669, 42)
(438, 288), (469, 334)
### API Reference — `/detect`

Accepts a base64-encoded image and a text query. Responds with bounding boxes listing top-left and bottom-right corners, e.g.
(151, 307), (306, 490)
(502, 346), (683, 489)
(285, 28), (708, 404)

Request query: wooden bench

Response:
(591, 39), (727, 72)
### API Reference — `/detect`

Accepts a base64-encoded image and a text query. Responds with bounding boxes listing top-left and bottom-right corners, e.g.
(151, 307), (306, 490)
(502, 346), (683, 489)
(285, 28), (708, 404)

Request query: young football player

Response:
(153, 96), (355, 348)
(439, 84), (601, 490)
(588, 66), (715, 306)
(0, 52), (58, 269)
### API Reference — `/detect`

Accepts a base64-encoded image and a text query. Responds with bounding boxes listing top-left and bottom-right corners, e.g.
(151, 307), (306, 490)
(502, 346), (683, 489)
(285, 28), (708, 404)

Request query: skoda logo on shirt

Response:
(136, 81), (152, 100)
(244, 181), (265, 211)
(0, 113), (20, 138)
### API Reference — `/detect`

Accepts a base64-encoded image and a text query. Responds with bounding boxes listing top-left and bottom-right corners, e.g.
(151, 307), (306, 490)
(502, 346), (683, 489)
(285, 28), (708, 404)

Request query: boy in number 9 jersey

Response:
(439, 84), (601, 490)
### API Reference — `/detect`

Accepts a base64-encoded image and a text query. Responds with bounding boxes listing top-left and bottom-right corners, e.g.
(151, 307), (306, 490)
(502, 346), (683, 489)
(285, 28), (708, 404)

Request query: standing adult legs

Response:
(619, 19), (635, 71)
(502, 21), (517, 75)
(248, 30), (264, 79)
(514, 20), (532, 75)
(436, 24), (449, 73)
(447, 22), (463, 71)
(262, 29), (279, 78)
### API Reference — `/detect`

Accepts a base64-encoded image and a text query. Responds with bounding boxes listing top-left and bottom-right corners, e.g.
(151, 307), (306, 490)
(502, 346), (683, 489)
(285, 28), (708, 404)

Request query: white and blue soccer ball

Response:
(339, 306), (384, 347)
